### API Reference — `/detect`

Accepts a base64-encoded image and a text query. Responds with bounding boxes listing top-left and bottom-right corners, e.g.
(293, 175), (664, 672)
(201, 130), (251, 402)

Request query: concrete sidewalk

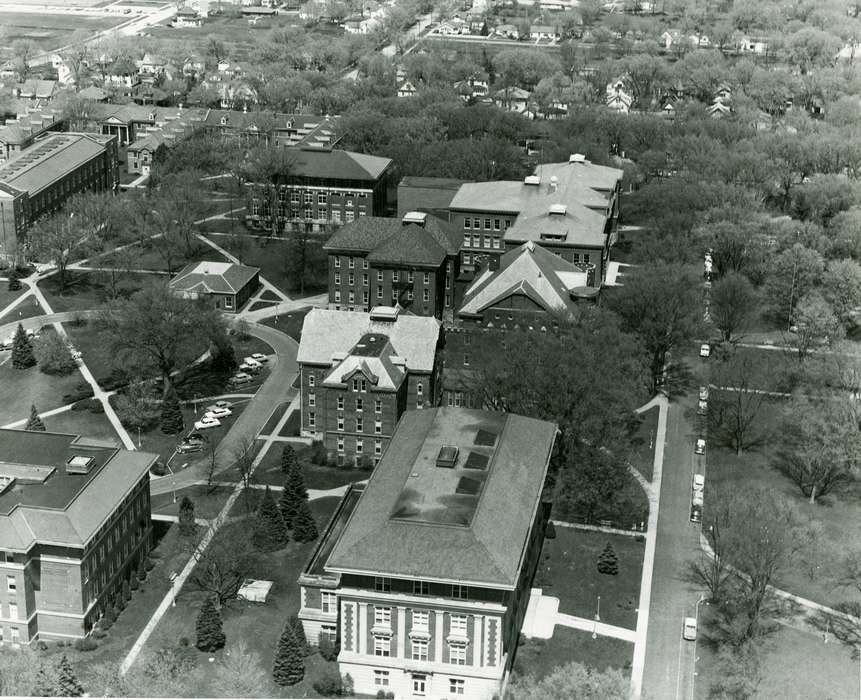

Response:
(521, 589), (638, 643)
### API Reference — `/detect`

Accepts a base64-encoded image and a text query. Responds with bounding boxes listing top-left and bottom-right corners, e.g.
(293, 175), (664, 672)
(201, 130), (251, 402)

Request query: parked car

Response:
(690, 503), (702, 523)
(683, 616), (698, 641)
(204, 406), (232, 419)
(699, 343), (711, 358)
(692, 473), (705, 492)
(176, 441), (203, 454)
(698, 386), (709, 401)
(185, 432), (207, 443)
(249, 353), (268, 363)
(697, 399), (708, 416)
(194, 415), (221, 430)
(692, 490), (703, 506)
(0, 336), (13, 349)
(695, 438), (706, 455)
(228, 372), (252, 387)
(212, 400), (232, 409)
(238, 362), (260, 374)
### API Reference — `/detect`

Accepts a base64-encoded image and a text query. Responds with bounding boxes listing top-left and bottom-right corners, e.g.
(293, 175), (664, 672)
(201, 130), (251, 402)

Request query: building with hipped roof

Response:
(297, 307), (443, 464)
(323, 212), (462, 320)
(297, 407), (558, 699)
(168, 260), (260, 312)
(0, 429), (155, 643)
(0, 110), (67, 164)
(396, 177), (469, 220)
(0, 132), (118, 263)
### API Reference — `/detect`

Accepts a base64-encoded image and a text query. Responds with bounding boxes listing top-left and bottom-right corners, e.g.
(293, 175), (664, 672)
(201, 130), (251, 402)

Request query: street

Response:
(642, 389), (707, 700)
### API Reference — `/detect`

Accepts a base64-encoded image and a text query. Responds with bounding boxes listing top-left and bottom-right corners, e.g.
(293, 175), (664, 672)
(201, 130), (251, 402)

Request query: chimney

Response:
(66, 454), (95, 475)
(569, 153), (587, 164)
(524, 174), (541, 186)
(402, 211), (427, 227)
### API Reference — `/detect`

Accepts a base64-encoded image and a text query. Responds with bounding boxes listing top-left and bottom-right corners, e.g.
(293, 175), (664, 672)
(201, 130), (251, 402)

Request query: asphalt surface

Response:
(642, 388), (708, 700)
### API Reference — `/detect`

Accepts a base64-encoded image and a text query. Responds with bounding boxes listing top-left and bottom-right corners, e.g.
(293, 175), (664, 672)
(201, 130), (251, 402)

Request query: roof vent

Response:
(549, 175), (559, 192)
(369, 306), (400, 322)
(569, 153), (587, 164)
(524, 175), (541, 186)
(436, 445), (459, 468)
(549, 204), (567, 216)
(66, 455), (94, 475)
(402, 211), (428, 227)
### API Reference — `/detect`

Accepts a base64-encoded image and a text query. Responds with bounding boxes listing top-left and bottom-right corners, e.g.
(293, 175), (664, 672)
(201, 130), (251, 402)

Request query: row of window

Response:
(0, 627), (21, 644)
(335, 436), (383, 456)
(463, 233), (502, 250)
(334, 256), (369, 270)
(333, 288), (431, 304)
(373, 671), (464, 696)
(463, 217), (511, 232)
(250, 204), (365, 222)
(279, 190), (369, 204)
(334, 271), (434, 286)
(372, 635), (467, 664)
(373, 577), (469, 599)
(335, 415), (383, 434)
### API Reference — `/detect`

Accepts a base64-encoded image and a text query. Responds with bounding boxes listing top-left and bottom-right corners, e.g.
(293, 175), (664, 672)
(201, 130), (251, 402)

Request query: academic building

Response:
(297, 408), (558, 699)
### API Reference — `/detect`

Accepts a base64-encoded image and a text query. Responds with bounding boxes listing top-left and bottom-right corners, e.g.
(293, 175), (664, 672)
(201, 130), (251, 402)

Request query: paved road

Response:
(642, 391), (707, 700)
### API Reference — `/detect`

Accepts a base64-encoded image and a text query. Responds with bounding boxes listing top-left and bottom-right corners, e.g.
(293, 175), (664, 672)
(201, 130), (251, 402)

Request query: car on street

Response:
(194, 415), (221, 430)
(204, 406), (232, 419)
(698, 386), (709, 401)
(692, 473), (705, 492)
(185, 432), (207, 443)
(695, 438), (706, 455)
(228, 372), (253, 387)
(212, 400), (232, 409)
(692, 489), (704, 507)
(690, 503), (702, 523)
(249, 353), (268, 363)
(699, 343), (711, 358)
(683, 617), (698, 641)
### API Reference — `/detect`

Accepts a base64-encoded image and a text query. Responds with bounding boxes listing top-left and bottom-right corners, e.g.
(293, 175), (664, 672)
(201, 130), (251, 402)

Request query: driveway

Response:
(641, 391), (707, 700)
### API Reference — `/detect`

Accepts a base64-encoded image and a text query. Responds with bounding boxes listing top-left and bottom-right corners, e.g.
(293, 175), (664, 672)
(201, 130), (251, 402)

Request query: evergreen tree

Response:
(179, 495), (196, 537)
(56, 655), (83, 697)
(280, 444), (298, 474)
(272, 620), (305, 686)
(34, 663), (57, 697)
(160, 385), (184, 434)
(597, 542), (619, 576)
(287, 613), (311, 657)
(11, 323), (35, 369)
(279, 461), (308, 529)
(7, 267), (21, 291)
(292, 499), (318, 543)
(252, 486), (289, 551)
(25, 404), (45, 431)
(196, 595), (226, 652)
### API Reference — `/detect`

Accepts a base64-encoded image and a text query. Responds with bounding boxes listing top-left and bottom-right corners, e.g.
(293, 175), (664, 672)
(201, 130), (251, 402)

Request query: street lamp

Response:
(137, 426), (141, 448)
(595, 595), (601, 622)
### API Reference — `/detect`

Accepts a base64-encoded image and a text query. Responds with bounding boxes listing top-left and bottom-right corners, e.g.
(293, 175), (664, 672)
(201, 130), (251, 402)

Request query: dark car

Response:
(176, 441), (203, 454)
(690, 503), (702, 523)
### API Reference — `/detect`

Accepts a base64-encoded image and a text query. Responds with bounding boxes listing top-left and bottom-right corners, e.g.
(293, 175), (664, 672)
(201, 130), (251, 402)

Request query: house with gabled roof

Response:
(168, 261), (260, 312)
(297, 407), (558, 699)
(323, 212), (462, 320)
(296, 307), (443, 464)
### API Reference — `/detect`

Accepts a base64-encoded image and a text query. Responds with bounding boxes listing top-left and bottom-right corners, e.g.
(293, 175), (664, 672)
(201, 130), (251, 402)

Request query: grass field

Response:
(260, 307), (310, 342)
(0, 293), (45, 323)
(40, 405), (121, 443)
(535, 527), (644, 631)
(0, 361), (86, 426)
(39, 271), (163, 313)
(254, 443), (370, 491)
(514, 627), (632, 681)
(0, 11), (127, 51)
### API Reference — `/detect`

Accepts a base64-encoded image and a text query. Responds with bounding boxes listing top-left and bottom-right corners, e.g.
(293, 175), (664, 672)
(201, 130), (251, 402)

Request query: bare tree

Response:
(27, 212), (94, 292)
(232, 433), (257, 499)
(187, 524), (254, 605)
(689, 493), (732, 602)
(238, 145), (296, 241)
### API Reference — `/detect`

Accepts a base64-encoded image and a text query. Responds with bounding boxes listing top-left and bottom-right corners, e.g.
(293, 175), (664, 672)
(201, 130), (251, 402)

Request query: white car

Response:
(697, 399), (708, 416)
(698, 386), (709, 401)
(242, 357), (263, 369)
(249, 353), (268, 363)
(692, 474), (705, 492)
(699, 343), (711, 358)
(204, 406), (232, 419)
(213, 400), (233, 409)
(683, 616), (698, 641)
(194, 415), (221, 430)
(692, 490), (704, 507)
(695, 438), (706, 455)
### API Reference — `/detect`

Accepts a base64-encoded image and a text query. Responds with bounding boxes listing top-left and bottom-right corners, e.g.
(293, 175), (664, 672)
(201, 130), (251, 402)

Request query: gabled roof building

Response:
(168, 261), (260, 313)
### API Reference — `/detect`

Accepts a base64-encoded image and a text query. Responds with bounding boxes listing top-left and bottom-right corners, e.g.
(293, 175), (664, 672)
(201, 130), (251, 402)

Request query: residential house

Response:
(493, 87), (531, 113)
(125, 107), (207, 174)
(436, 17), (468, 35)
(605, 78), (634, 113)
(174, 7), (203, 27)
(296, 307), (443, 463)
(182, 55), (206, 78)
(244, 148), (392, 234)
(467, 14), (486, 34)
(0, 62), (17, 81)
(343, 15), (382, 33)
(137, 53), (166, 77)
(707, 100), (731, 118)
(448, 155), (624, 285)
(201, 110), (341, 149)
(0, 429), (155, 643)
(106, 58), (140, 92)
(837, 41), (860, 63)
(323, 212), (462, 319)
(737, 36), (768, 55)
(168, 261), (260, 312)
(397, 176), (469, 219)
(297, 407), (558, 699)
(689, 33), (710, 47)
(397, 80), (417, 98)
(12, 80), (58, 103)
(0, 133), (118, 263)
(529, 25), (560, 41)
(659, 29), (681, 49)
(453, 74), (489, 101)
(494, 23), (519, 40)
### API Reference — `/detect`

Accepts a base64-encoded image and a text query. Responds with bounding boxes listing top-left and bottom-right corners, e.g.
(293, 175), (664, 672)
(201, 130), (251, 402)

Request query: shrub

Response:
(597, 542), (619, 576)
(74, 637), (98, 652)
(62, 383), (94, 404)
(37, 641), (48, 650)
(310, 441), (327, 465)
(130, 576), (139, 591)
(92, 630), (108, 640)
(56, 640), (66, 648)
(138, 566), (147, 582)
(34, 330), (76, 375)
(318, 633), (339, 662)
(88, 399), (104, 414)
(178, 637), (191, 648)
(358, 454), (373, 470)
(544, 521), (557, 539)
(115, 595), (126, 612)
(311, 664), (348, 697)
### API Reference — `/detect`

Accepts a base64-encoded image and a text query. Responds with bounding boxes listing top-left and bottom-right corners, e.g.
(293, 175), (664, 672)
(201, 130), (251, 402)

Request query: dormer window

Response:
(220, 115), (228, 125)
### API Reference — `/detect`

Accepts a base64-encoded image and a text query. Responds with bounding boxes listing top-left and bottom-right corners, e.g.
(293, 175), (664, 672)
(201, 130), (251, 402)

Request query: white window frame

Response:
(411, 638), (429, 661)
(449, 642), (467, 665)
(450, 614), (468, 636)
(412, 609), (429, 630)
(6, 576), (15, 593)
(337, 436), (345, 453)
(450, 678), (465, 694)
(374, 670), (390, 687)
(374, 605), (392, 625)
(321, 591), (336, 614)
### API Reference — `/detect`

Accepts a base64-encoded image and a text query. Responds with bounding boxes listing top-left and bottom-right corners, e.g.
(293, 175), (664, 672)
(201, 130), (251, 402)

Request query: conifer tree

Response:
(252, 486), (289, 551)
(179, 495), (196, 537)
(7, 267), (20, 291)
(160, 385), (184, 434)
(279, 461), (308, 529)
(292, 498), (318, 543)
(597, 542), (619, 576)
(196, 595), (226, 651)
(56, 655), (83, 697)
(33, 662), (56, 697)
(287, 613), (311, 657)
(122, 577), (132, 602)
(280, 444), (298, 474)
(272, 620), (305, 686)
(25, 404), (45, 431)
(11, 323), (35, 369)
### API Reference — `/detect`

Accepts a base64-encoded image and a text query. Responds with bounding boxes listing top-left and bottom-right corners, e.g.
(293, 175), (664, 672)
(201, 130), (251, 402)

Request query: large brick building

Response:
(0, 429), (155, 644)
(244, 148), (392, 234)
(323, 212), (462, 320)
(448, 155), (623, 286)
(298, 408), (558, 699)
(297, 307), (442, 465)
(0, 132), (118, 263)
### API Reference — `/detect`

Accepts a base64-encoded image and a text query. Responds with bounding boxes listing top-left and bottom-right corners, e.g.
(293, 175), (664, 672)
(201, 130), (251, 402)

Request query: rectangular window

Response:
(361, 379), (367, 392)
(333, 209), (342, 223)
(377, 270), (383, 283)
(304, 207), (313, 220)
(334, 257), (341, 268)
(407, 289), (414, 301)
(348, 273), (355, 285)
(338, 396), (345, 409)
(451, 584), (469, 599)
(321, 591), (336, 614)
(308, 392), (315, 408)
(337, 436), (344, 453)
(423, 272), (430, 285)
(363, 258), (369, 269)
(484, 218), (491, 230)
(422, 289), (429, 302)
(317, 192), (327, 205)
(356, 398), (363, 411)
(374, 420), (382, 435)
(450, 614), (468, 635)
(392, 270), (399, 283)
(463, 354), (469, 366)
(308, 374), (315, 387)
(504, 219), (512, 229)
(8, 603), (17, 620)
(6, 576), (15, 593)
(291, 191), (301, 204)
(412, 609), (429, 629)
(345, 210), (354, 222)
(417, 382), (423, 396)
(572, 253), (581, 263)
(583, 253), (591, 263)
(363, 290), (369, 304)
(362, 273), (368, 286)
(484, 235), (491, 248)
(348, 290), (355, 304)
(309, 412), (315, 428)
(356, 438), (363, 454)
(356, 415), (363, 432)
(10, 627), (19, 643)
(375, 439), (382, 455)
(464, 218), (471, 230)
(449, 643), (467, 665)
(334, 273), (341, 285)
(446, 294), (451, 307)
(374, 603), (392, 621)
(304, 191), (314, 204)
(408, 271), (414, 284)
(463, 254), (471, 265)
(494, 218), (500, 230)
(473, 217), (481, 229)
(493, 236), (500, 249)
(472, 235), (480, 248)
(377, 286), (383, 299)
(374, 670), (390, 687)
(450, 678), (465, 694)
(411, 638), (429, 661)
(373, 638), (391, 657)
(337, 415), (344, 431)
(374, 399), (382, 414)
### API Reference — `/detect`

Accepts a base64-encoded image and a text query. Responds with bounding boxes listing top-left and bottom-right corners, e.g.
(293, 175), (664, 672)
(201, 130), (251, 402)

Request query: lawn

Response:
(39, 271), (159, 313)
(259, 401), (292, 436)
(150, 485), (234, 520)
(103, 241), (229, 274)
(218, 236), (328, 298)
(695, 623), (859, 700)
(260, 307), (310, 342)
(0, 11), (126, 51)
(139, 497), (343, 698)
(628, 405), (659, 481)
(36, 522), (195, 690)
(514, 627), (633, 681)
(0, 362), (86, 426)
(535, 527), (644, 630)
(254, 444), (370, 491)
(0, 287), (27, 315)
(280, 410), (300, 436)
(0, 293), (45, 323)
(40, 406), (121, 443)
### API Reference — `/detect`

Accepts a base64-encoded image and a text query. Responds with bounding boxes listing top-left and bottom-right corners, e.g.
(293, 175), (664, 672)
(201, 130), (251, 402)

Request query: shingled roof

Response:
(323, 408), (558, 588)
(168, 261), (259, 295)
